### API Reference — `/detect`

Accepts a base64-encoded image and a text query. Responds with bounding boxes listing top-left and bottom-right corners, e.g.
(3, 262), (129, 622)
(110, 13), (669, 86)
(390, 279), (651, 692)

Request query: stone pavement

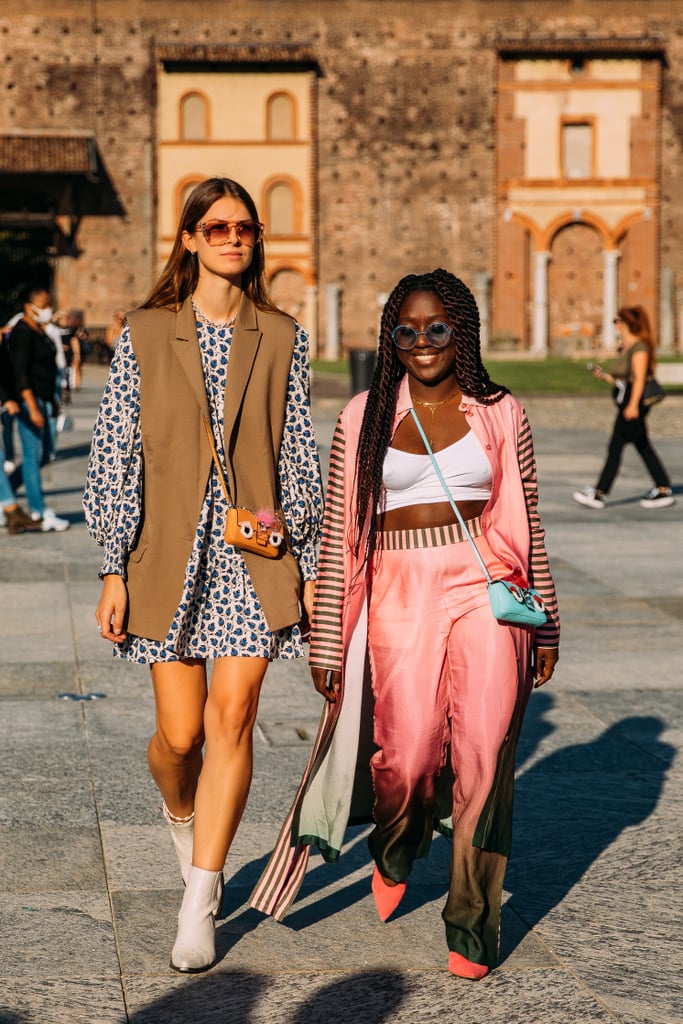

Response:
(1, 364), (681, 1024)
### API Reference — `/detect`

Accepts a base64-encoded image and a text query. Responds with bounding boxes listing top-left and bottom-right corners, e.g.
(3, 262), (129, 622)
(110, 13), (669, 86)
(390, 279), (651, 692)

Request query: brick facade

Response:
(2, 0), (683, 354)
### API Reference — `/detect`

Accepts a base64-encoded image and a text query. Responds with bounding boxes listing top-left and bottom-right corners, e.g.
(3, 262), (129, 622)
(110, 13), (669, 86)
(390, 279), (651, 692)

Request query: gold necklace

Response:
(412, 390), (461, 446)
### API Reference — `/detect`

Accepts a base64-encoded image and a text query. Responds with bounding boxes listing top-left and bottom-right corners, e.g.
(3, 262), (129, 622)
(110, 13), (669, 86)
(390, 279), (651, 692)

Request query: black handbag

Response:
(642, 377), (665, 407)
(616, 377), (665, 409)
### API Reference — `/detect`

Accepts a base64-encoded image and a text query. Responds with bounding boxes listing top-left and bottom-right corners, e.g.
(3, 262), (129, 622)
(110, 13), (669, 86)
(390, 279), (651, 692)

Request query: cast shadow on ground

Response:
(128, 970), (408, 1024)
(237, 692), (674, 975)
(0, 1011), (25, 1024)
(504, 710), (675, 946)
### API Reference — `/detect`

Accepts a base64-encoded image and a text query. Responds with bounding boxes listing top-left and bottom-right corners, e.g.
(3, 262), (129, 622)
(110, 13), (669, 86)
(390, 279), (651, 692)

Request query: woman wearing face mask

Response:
(252, 269), (559, 979)
(7, 286), (70, 532)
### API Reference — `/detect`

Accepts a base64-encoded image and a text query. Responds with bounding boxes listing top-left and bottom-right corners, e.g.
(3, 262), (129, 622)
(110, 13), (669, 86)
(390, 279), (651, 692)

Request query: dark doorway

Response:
(0, 228), (53, 325)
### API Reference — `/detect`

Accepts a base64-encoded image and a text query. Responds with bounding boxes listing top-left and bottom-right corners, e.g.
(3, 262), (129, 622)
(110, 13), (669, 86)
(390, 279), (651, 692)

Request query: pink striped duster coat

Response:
(250, 376), (560, 919)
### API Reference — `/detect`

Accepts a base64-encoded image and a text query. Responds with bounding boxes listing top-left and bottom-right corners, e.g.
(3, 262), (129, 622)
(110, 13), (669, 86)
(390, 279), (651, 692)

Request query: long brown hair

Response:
(353, 268), (508, 563)
(142, 177), (280, 312)
(617, 305), (656, 374)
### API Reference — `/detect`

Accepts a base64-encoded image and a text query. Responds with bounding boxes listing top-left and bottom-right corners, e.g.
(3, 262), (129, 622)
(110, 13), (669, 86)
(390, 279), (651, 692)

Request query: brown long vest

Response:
(124, 294), (301, 641)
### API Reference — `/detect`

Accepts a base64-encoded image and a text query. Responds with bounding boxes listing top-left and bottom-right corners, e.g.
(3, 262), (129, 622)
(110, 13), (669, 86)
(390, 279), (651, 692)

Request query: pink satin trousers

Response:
(367, 519), (534, 967)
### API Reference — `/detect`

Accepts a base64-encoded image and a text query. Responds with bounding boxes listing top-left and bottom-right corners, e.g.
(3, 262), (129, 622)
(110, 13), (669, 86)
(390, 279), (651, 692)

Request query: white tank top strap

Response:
(379, 429), (492, 513)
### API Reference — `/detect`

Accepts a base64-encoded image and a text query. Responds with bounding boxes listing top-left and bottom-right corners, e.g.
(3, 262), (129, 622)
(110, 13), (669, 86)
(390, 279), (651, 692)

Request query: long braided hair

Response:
(353, 268), (508, 563)
(142, 177), (281, 313)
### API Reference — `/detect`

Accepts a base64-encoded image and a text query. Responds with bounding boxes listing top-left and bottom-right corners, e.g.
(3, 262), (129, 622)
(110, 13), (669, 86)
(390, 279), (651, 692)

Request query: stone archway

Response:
(548, 222), (604, 354)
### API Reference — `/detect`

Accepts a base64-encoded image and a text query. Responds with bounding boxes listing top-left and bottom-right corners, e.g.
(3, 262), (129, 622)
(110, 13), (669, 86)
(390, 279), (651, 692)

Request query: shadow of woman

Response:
(289, 971), (408, 1024)
(503, 712), (676, 947)
(127, 969), (408, 1024)
(128, 972), (267, 1023)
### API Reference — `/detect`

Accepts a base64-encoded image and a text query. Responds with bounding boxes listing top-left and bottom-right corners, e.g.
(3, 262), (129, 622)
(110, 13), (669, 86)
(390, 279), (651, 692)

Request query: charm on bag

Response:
(487, 579), (547, 627)
(224, 506), (284, 559)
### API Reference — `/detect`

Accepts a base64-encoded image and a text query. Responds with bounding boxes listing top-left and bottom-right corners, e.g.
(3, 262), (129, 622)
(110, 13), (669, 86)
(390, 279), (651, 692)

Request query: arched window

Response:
(178, 178), (204, 220)
(180, 93), (209, 140)
(267, 92), (296, 141)
(267, 180), (298, 235)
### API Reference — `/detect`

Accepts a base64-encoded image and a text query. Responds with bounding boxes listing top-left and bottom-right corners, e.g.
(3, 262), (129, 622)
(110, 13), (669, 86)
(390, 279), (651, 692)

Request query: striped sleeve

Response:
(517, 411), (560, 648)
(308, 416), (347, 672)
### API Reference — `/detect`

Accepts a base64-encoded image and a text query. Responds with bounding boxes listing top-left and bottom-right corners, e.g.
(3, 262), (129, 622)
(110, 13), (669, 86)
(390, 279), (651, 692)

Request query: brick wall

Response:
(2, 0), (683, 351)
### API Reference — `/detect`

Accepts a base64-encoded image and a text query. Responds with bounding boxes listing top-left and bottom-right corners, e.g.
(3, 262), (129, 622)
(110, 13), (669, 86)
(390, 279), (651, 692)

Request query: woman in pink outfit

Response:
(251, 269), (559, 979)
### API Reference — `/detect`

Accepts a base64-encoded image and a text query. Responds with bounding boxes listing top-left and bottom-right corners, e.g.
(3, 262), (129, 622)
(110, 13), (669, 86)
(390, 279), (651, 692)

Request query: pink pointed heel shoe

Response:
(371, 866), (406, 922)
(448, 951), (490, 980)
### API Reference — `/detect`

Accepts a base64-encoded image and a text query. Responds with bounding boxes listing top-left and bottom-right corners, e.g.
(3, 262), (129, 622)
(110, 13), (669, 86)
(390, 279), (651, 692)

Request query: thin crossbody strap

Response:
(201, 414), (234, 508)
(409, 407), (493, 584)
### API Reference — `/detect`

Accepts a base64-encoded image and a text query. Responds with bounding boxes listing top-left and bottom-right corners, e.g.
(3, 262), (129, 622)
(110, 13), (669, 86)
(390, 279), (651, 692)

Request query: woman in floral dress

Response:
(83, 177), (323, 972)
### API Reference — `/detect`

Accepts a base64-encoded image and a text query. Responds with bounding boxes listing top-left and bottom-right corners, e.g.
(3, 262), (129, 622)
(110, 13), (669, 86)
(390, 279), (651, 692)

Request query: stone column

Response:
(325, 283), (341, 360)
(304, 284), (318, 359)
(602, 249), (620, 351)
(473, 272), (491, 352)
(531, 251), (550, 355)
(659, 266), (675, 353)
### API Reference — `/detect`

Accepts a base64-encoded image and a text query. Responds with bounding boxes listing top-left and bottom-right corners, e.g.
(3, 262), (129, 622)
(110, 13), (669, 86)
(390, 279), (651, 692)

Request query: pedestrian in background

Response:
(252, 268), (559, 980)
(0, 345), (41, 534)
(83, 176), (323, 973)
(7, 286), (70, 532)
(573, 305), (674, 510)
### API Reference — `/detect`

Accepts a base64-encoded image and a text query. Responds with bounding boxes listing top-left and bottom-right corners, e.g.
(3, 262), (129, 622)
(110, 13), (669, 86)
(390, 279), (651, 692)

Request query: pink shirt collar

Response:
(392, 375), (480, 432)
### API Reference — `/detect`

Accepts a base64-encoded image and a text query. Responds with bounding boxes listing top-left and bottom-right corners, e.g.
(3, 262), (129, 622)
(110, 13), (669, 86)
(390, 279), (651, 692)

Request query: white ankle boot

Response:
(162, 802), (194, 885)
(170, 865), (224, 972)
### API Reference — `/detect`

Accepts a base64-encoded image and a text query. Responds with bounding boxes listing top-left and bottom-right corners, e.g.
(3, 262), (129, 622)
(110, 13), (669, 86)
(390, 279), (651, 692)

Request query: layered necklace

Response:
(412, 389), (461, 446)
(191, 297), (237, 330)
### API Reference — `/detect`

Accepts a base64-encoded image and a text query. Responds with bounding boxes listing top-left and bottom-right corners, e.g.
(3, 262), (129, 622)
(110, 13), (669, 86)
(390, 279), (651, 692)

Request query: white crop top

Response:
(378, 429), (492, 513)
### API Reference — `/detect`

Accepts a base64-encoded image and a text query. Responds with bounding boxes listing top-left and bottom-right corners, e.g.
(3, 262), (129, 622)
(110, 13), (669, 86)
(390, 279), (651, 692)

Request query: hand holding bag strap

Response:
(202, 414), (234, 508)
(409, 407), (493, 584)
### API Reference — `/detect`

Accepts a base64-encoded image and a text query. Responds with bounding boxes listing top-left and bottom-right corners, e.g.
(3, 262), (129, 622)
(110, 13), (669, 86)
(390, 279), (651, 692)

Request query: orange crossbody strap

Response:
(201, 415), (234, 508)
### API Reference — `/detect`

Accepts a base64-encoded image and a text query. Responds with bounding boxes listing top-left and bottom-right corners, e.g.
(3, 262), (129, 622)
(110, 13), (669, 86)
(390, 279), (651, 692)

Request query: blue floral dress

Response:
(83, 312), (323, 663)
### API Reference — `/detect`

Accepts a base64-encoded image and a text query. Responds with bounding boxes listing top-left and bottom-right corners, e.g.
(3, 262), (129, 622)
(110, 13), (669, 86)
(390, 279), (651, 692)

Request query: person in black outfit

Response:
(572, 305), (674, 510)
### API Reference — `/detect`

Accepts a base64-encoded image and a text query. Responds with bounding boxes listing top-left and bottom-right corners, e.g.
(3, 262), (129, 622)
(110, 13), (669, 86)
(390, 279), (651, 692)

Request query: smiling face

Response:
(182, 195), (256, 284)
(393, 290), (460, 390)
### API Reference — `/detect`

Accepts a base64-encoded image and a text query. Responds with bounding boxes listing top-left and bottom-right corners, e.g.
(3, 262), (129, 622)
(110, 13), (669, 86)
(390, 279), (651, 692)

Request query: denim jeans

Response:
(0, 460), (16, 509)
(16, 400), (49, 516)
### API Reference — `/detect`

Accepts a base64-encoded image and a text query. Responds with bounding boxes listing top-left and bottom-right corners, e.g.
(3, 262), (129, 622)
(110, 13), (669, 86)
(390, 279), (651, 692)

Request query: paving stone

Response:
(0, 371), (681, 1023)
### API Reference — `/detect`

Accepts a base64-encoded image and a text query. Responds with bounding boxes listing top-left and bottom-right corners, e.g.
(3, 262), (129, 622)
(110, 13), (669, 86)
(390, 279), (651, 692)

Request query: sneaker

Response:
(3, 459), (16, 475)
(572, 487), (606, 510)
(38, 507), (71, 532)
(639, 487), (675, 509)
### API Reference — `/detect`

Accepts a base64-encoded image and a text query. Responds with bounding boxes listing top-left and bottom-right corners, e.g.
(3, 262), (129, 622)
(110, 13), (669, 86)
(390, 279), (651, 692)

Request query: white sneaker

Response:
(572, 487), (606, 510)
(639, 487), (675, 509)
(39, 508), (70, 532)
(3, 459), (16, 475)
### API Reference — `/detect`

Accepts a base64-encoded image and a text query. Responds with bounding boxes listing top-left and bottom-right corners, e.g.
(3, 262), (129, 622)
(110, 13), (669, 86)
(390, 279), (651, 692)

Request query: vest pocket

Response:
(128, 542), (148, 565)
